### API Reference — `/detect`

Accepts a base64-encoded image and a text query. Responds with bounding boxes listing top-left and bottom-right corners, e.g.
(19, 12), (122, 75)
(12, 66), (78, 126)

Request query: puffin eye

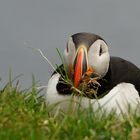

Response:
(66, 45), (69, 53)
(99, 44), (102, 56)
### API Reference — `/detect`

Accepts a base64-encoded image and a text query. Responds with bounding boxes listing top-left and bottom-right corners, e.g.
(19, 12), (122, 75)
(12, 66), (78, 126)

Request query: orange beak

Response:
(73, 45), (93, 87)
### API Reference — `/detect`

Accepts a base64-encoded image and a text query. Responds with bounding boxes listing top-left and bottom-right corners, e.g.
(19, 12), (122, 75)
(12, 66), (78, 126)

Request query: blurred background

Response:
(0, 0), (140, 88)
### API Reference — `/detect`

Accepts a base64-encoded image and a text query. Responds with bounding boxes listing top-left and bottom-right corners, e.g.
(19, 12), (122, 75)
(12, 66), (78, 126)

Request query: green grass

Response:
(0, 80), (140, 140)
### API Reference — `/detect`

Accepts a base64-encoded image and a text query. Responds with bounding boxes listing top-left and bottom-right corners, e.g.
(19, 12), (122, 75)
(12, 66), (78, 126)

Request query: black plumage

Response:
(101, 57), (140, 95)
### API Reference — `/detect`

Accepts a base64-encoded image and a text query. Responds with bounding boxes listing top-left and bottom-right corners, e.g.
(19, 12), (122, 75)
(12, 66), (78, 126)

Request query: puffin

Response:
(46, 33), (140, 116)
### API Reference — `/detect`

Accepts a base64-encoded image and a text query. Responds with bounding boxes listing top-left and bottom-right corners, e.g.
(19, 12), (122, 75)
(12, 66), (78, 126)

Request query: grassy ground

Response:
(0, 80), (140, 140)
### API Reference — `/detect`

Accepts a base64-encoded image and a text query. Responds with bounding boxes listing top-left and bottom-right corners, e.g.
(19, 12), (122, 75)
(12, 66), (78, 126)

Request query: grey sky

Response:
(0, 0), (140, 88)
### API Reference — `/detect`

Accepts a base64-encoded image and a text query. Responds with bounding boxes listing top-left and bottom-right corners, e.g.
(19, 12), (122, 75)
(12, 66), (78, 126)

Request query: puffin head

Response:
(63, 33), (110, 87)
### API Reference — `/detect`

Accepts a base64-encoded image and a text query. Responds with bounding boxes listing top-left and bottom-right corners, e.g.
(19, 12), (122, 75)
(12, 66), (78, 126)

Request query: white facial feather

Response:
(63, 37), (76, 74)
(88, 39), (110, 77)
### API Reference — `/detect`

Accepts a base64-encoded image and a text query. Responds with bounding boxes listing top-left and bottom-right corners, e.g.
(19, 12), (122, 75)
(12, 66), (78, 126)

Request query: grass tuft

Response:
(0, 79), (140, 140)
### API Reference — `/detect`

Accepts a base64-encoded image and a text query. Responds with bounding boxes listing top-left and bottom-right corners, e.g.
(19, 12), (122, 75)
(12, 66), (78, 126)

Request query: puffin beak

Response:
(73, 45), (93, 87)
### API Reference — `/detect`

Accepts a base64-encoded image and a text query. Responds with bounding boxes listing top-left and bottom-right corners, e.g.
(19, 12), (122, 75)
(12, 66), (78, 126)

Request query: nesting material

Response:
(74, 73), (101, 99)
